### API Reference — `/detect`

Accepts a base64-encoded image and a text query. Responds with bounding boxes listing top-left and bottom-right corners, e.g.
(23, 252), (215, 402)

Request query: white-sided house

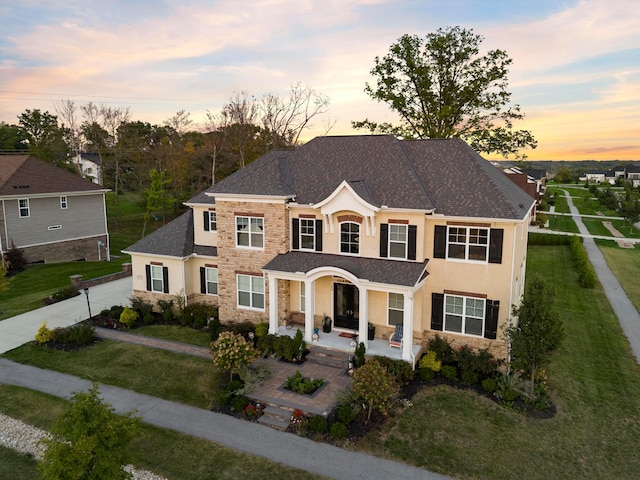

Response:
(0, 155), (110, 263)
(71, 152), (103, 185)
(124, 136), (535, 363)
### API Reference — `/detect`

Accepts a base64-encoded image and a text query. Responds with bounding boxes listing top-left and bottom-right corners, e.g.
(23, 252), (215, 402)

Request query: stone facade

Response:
(21, 235), (109, 264)
(422, 331), (508, 361)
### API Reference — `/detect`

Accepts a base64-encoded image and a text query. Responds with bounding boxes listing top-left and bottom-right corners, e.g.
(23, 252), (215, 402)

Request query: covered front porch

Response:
(276, 326), (423, 365)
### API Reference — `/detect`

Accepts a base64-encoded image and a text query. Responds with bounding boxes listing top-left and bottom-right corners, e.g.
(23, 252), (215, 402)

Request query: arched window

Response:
(340, 222), (360, 254)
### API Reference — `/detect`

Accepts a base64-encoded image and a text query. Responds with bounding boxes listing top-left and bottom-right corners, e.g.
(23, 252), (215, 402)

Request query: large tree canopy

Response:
(353, 27), (537, 158)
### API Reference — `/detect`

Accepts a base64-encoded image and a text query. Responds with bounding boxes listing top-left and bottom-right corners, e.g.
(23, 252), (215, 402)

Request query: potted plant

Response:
(322, 315), (332, 333)
(367, 322), (376, 341)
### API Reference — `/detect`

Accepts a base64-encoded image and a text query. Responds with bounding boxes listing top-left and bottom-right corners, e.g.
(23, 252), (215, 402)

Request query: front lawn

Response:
(547, 214), (579, 233)
(598, 241), (640, 313)
(358, 245), (640, 479)
(135, 325), (212, 347)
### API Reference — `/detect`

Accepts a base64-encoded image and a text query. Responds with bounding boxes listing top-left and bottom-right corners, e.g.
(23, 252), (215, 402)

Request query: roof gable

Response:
(0, 155), (106, 196)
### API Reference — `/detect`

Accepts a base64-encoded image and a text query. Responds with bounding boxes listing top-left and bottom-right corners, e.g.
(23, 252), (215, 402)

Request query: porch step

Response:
(306, 346), (352, 370)
(258, 405), (291, 431)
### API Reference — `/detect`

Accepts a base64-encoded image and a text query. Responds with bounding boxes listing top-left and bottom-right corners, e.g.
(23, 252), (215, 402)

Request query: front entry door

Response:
(334, 283), (359, 330)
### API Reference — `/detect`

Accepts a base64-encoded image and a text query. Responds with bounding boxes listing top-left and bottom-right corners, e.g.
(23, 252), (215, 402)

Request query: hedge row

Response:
(568, 236), (597, 288)
(528, 232), (571, 245)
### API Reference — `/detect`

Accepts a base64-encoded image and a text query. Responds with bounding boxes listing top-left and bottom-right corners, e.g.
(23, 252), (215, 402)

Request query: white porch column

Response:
(402, 291), (414, 362)
(358, 286), (368, 349)
(268, 275), (278, 335)
(304, 279), (315, 343)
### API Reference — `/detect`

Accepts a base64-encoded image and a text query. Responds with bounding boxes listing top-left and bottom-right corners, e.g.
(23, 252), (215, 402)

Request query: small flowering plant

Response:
(290, 409), (304, 425)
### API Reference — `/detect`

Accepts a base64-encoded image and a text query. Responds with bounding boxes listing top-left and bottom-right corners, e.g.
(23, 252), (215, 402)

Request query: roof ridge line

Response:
(396, 138), (437, 210)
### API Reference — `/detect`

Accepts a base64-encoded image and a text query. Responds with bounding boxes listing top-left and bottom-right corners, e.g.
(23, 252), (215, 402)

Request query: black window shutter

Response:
(379, 223), (389, 257)
(434, 225), (447, 259)
(484, 300), (500, 339)
(162, 267), (169, 294)
(292, 218), (300, 250)
(489, 229), (504, 264)
(431, 293), (444, 331)
(203, 211), (210, 231)
(315, 219), (323, 252)
(200, 267), (206, 294)
(145, 265), (152, 291)
(408, 225), (417, 260)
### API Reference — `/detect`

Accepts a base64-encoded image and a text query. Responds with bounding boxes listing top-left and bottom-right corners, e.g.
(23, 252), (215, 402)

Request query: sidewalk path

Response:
(0, 357), (450, 480)
(563, 191), (640, 362)
(0, 277), (132, 354)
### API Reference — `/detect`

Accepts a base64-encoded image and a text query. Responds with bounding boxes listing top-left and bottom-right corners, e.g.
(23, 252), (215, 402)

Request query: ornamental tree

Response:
(353, 26), (537, 158)
(507, 278), (564, 397)
(351, 359), (399, 421)
(210, 331), (259, 375)
(39, 383), (143, 480)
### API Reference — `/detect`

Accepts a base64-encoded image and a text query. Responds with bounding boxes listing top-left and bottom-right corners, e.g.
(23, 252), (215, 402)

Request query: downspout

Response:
(507, 221), (518, 368)
(102, 193), (110, 261)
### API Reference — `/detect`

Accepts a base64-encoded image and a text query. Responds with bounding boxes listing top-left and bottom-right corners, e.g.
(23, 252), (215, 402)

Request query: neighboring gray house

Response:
(0, 155), (110, 264)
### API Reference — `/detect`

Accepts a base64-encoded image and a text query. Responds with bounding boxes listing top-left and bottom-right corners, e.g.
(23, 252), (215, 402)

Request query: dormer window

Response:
(340, 222), (360, 254)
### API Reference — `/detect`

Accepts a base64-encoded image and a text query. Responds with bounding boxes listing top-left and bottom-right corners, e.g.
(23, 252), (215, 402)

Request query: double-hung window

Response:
(204, 267), (218, 295)
(388, 224), (407, 259)
(447, 226), (489, 261)
(300, 219), (315, 250)
(237, 274), (265, 310)
(388, 293), (404, 325)
(18, 199), (29, 218)
(150, 265), (165, 293)
(444, 294), (485, 336)
(60, 196), (68, 209)
(207, 211), (216, 231)
(340, 222), (359, 254)
(236, 216), (264, 248)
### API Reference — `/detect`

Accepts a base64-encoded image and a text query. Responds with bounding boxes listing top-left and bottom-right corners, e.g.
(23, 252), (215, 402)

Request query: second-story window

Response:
(18, 199), (29, 218)
(389, 224), (407, 259)
(300, 219), (315, 250)
(60, 196), (68, 209)
(340, 222), (359, 254)
(236, 216), (264, 248)
(208, 211), (216, 231)
(447, 226), (489, 261)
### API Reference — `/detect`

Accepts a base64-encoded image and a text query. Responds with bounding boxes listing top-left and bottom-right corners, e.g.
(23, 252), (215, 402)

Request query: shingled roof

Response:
(193, 135), (534, 220)
(263, 251), (428, 287)
(0, 155), (107, 196)
(123, 210), (217, 258)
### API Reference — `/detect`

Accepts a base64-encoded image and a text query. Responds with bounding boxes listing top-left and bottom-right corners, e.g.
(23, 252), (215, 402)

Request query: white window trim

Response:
(446, 226), (489, 263)
(339, 221), (360, 256)
(388, 224), (408, 260)
(299, 218), (315, 251)
(235, 216), (264, 249)
(18, 198), (29, 218)
(387, 292), (404, 326)
(208, 211), (217, 232)
(205, 267), (218, 296)
(236, 274), (265, 311)
(60, 196), (68, 209)
(150, 265), (164, 293)
(443, 294), (486, 337)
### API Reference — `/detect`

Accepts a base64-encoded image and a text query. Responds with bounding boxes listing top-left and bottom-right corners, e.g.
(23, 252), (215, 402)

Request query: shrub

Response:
(495, 372), (524, 402)
(330, 422), (348, 439)
(461, 370), (479, 385)
(67, 324), (95, 346)
(254, 321), (268, 338)
(224, 321), (256, 339)
(427, 335), (455, 364)
(440, 365), (458, 380)
(354, 342), (366, 368)
(528, 232), (571, 245)
(157, 299), (174, 322)
(142, 313), (155, 325)
(308, 415), (328, 434)
(230, 395), (249, 412)
(109, 305), (124, 319)
(51, 285), (80, 302)
(373, 355), (414, 385)
(215, 390), (232, 406)
(337, 404), (356, 425)
(274, 335), (296, 361)
(352, 359), (399, 420)
(419, 367), (435, 381)
(130, 297), (153, 319)
(419, 350), (441, 372)
(482, 377), (497, 393)
(5, 241), (26, 272)
(285, 371), (324, 394)
(455, 345), (477, 373)
(475, 349), (501, 377)
(291, 329), (306, 361)
(119, 307), (139, 329)
(210, 331), (258, 374)
(535, 212), (548, 228)
(182, 303), (218, 328)
(35, 322), (52, 344)
(569, 236), (597, 288)
(256, 334), (277, 357)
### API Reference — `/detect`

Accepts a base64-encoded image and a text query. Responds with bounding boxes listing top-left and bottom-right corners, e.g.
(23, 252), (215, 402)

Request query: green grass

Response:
(582, 219), (640, 239)
(0, 260), (128, 321)
(3, 341), (218, 409)
(135, 325), (212, 347)
(547, 214), (580, 233)
(598, 241), (640, 313)
(358, 245), (640, 480)
(0, 385), (326, 480)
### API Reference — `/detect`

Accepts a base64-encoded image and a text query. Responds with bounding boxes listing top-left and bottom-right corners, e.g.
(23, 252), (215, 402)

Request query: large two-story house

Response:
(0, 155), (110, 264)
(124, 136), (535, 363)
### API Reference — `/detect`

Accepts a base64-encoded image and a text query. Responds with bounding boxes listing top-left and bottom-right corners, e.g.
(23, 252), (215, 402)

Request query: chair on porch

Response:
(388, 324), (403, 349)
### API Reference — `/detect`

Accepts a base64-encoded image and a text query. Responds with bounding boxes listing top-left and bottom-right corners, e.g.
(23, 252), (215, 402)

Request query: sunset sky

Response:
(1, 0), (639, 160)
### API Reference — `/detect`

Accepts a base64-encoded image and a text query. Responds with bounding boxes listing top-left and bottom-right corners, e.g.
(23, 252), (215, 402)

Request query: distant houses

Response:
(581, 164), (640, 186)
(70, 152), (103, 185)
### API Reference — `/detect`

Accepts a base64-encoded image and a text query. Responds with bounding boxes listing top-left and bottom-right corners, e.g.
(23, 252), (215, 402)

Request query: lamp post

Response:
(83, 287), (92, 319)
